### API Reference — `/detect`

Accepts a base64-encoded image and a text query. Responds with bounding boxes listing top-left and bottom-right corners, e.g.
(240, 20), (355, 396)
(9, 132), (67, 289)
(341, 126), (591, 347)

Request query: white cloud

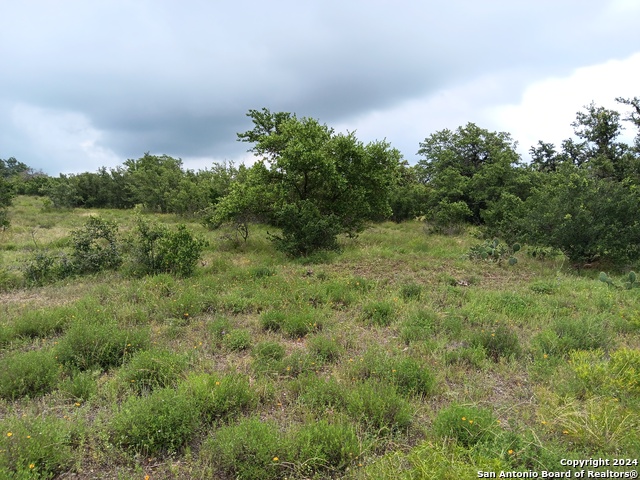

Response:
(488, 52), (640, 159)
(10, 104), (120, 174)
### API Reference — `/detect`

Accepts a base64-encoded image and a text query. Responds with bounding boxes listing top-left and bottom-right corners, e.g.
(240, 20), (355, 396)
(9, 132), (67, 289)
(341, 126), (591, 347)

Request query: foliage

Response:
(129, 218), (207, 277)
(231, 108), (402, 255)
(55, 321), (150, 371)
(533, 316), (611, 355)
(70, 216), (122, 274)
(433, 404), (499, 447)
(0, 349), (59, 399)
(111, 387), (200, 455)
(469, 324), (522, 361)
(289, 419), (362, 476)
(117, 349), (189, 394)
(361, 301), (395, 326)
(346, 379), (413, 431)
(468, 238), (520, 265)
(599, 270), (639, 289)
(201, 416), (285, 480)
(0, 415), (77, 479)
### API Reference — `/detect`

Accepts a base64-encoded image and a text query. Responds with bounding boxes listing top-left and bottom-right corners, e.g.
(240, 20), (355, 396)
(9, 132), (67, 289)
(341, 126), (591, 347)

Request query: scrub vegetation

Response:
(1, 99), (639, 478)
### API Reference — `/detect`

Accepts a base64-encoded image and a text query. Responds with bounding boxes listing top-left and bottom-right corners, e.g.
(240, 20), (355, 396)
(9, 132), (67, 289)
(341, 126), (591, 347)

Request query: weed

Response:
(308, 334), (342, 363)
(433, 404), (499, 447)
(56, 321), (150, 371)
(399, 282), (423, 301)
(201, 416), (285, 480)
(533, 316), (611, 355)
(118, 349), (189, 394)
(111, 387), (199, 455)
(222, 329), (252, 351)
(445, 345), (487, 369)
(59, 370), (98, 402)
(469, 324), (522, 362)
(361, 301), (395, 327)
(346, 379), (413, 432)
(291, 374), (346, 411)
(260, 310), (285, 332)
(399, 308), (436, 344)
(289, 419), (362, 476)
(0, 348), (59, 399)
(0, 415), (78, 479)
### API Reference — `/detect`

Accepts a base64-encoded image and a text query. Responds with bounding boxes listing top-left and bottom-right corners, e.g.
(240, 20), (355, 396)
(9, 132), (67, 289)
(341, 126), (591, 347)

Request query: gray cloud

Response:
(1, 0), (638, 174)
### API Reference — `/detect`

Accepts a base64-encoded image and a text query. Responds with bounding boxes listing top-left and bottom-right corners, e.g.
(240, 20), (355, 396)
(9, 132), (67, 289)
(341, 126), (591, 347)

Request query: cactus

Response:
(624, 271), (637, 290)
(468, 239), (521, 266)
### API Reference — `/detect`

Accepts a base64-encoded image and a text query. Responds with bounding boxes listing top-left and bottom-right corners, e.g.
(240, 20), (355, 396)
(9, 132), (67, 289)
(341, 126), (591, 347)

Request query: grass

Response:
(0, 195), (639, 478)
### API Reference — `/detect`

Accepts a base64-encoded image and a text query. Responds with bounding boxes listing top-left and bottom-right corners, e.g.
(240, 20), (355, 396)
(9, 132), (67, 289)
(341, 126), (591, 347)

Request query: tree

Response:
(221, 108), (401, 255)
(417, 123), (529, 230)
(124, 153), (185, 213)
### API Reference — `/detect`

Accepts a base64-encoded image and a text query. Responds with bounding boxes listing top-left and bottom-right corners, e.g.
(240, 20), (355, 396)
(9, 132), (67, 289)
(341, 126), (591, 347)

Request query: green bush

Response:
(59, 370), (98, 402)
(270, 200), (342, 257)
(399, 282), (423, 301)
(55, 321), (149, 371)
(399, 309), (436, 344)
(282, 310), (322, 338)
(222, 329), (252, 351)
(390, 357), (437, 397)
(289, 419), (361, 476)
(180, 373), (257, 424)
(0, 349), (59, 400)
(533, 316), (610, 355)
(253, 341), (285, 362)
(469, 324), (522, 361)
(291, 374), (346, 411)
(444, 345), (486, 369)
(308, 335), (342, 363)
(129, 219), (208, 277)
(201, 416), (285, 480)
(0, 415), (77, 479)
(259, 310), (285, 332)
(118, 349), (189, 394)
(346, 379), (412, 432)
(361, 301), (395, 327)
(11, 309), (69, 339)
(70, 216), (122, 274)
(433, 404), (499, 447)
(111, 387), (199, 455)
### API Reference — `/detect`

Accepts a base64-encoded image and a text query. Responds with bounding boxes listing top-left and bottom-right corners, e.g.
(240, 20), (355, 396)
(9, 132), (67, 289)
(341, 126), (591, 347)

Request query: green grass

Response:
(0, 195), (638, 478)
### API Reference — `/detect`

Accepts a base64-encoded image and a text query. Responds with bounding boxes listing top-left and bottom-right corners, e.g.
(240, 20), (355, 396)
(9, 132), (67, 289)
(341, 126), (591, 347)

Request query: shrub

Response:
(222, 329), (252, 351)
(282, 310), (322, 338)
(534, 316), (610, 355)
(399, 282), (423, 301)
(361, 301), (395, 327)
(0, 415), (77, 479)
(346, 379), (412, 432)
(70, 216), (122, 274)
(180, 373), (257, 424)
(608, 348), (640, 396)
(111, 387), (199, 455)
(56, 321), (149, 371)
(0, 348), (59, 399)
(129, 218), (208, 277)
(118, 349), (189, 394)
(269, 200), (342, 257)
(399, 309), (436, 344)
(260, 310), (285, 332)
(253, 341), (285, 362)
(444, 345), (486, 369)
(390, 357), (437, 397)
(308, 335), (342, 363)
(11, 309), (69, 339)
(433, 404), (499, 447)
(291, 374), (346, 411)
(469, 324), (522, 361)
(201, 416), (285, 480)
(59, 370), (98, 402)
(289, 419), (361, 476)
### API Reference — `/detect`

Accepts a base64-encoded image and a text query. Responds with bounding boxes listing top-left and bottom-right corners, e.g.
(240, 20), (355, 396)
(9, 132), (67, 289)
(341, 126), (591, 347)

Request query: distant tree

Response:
(124, 153), (185, 213)
(417, 123), (531, 231)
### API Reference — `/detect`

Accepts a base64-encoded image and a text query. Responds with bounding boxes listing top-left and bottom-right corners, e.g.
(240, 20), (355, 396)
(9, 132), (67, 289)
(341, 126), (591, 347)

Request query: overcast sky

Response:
(1, 0), (639, 175)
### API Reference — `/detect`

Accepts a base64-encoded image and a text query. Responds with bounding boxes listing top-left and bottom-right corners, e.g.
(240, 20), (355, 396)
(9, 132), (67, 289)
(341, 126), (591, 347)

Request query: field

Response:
(1, 195), (639, 479)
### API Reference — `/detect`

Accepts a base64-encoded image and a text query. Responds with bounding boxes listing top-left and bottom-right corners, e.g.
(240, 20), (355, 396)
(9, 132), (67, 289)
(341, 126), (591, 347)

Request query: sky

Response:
(1, 0), (639, 175)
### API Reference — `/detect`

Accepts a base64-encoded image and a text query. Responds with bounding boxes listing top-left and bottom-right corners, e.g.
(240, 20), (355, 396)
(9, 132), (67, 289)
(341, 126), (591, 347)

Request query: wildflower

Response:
(29, 464), (35, 469)
(6, 432), (12, 437)
(469, 420), (474, 424)
(75, 402), (81, 407)
(215, 381), (220, 386)
(543, 354), (548, 359)
(562, 430), (569, 434)
(273, 457), (279, 462)
(461, 417), (466, 421)
(541, 421), (547, 425)
(145, 476), (150, 480)
(508, 450), (514, 455)
(27, 436), (31, 439)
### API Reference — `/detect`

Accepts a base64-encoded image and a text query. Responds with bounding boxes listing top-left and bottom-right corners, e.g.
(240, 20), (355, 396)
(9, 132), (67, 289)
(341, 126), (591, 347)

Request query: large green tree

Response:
(215, 108), (402, 255)
(417, 123), (532, 230)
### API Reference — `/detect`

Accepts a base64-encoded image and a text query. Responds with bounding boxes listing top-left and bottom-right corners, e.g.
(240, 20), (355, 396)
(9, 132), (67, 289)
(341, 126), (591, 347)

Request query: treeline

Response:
(2, 97), (640, 264)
